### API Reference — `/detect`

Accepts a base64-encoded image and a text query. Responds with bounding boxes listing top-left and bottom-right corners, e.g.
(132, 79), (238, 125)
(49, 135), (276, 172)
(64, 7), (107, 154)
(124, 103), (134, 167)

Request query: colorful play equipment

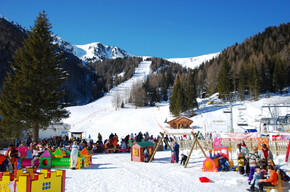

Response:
(17, 157), (40, 169)
(286, 140), (290, 163)
(202, 145), (233, 172)
(53, 148), (67, 158)
(16, 148), (90, 170)
(202, 155), (219, 172)
(0, 168), (65, 192)
(81, 148), (92, 166)
(131, 141), (154, 162)
(39, 150), (85, 169)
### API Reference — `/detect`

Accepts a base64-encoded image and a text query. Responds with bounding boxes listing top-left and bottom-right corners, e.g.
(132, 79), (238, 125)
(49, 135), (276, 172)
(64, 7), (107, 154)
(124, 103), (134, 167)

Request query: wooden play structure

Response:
(131, 141), (154, 162)
(166, 116), (193, 129)
(149, 131), (207, 168)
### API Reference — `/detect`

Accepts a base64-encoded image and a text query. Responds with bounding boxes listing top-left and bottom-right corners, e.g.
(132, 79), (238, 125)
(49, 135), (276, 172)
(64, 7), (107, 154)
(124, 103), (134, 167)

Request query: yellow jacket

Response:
(238, 157), (245, 167)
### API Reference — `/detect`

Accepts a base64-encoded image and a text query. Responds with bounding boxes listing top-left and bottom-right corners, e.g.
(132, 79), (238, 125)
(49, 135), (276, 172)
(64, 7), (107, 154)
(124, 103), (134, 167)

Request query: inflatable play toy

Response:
(39, 150), (84, 169)
(202, 145), (233, 172)
(0, 168), (66, 192)
(53, 148), (67, 158)
(81, 148), (92, 167)
(17, 157), (40, 169)
(202, 156), (220, 172)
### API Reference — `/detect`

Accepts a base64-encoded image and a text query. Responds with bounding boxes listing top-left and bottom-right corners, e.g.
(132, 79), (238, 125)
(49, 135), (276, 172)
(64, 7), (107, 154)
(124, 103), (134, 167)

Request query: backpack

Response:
(278, 169), (290, 182)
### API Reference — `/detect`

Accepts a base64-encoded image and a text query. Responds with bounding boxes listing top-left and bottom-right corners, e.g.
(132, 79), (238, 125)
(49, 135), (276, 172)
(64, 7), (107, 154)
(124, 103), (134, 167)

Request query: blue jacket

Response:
(173, 143), (179, 152)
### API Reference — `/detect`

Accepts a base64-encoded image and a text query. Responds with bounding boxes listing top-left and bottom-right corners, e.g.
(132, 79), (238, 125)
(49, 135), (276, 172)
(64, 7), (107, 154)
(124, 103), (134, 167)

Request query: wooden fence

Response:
(170, 139), (289, 156)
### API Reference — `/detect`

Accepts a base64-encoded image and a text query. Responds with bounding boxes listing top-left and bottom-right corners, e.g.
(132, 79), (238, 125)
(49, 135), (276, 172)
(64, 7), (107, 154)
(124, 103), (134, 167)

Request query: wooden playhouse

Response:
(131, 141), (154, 162)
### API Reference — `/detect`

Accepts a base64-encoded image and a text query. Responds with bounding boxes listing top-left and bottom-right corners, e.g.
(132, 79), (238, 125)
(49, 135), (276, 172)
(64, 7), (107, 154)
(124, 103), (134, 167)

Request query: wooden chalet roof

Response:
(167, 116), (193, 124)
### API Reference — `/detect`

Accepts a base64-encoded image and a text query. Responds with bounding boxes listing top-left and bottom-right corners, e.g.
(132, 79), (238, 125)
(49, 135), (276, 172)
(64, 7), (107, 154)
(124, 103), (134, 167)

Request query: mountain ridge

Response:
(53, 36), (134, 63)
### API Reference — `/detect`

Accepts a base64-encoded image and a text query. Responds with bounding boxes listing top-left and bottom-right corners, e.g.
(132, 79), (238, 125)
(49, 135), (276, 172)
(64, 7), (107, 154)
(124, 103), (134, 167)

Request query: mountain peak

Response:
(53, 36), (134, 63)
(73, 42), (134, 62)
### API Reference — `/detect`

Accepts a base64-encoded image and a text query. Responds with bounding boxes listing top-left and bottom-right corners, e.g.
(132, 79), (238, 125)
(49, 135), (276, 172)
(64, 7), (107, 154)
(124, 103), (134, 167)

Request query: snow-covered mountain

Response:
(166, 52), (220, 69)
(73, 42), (134, 62)
(0, 14), (26, 33)
(53, 36), (134, 63)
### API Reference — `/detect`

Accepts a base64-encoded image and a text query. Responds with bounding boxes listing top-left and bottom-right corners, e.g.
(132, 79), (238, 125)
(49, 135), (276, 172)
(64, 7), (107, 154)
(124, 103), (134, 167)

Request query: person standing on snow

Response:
(173, 142), (180, 163)
(144, 147), (149, 163)
(70, 141), (79, 170)
(246, 146), (260, 184)
(258, 144), (273, 166)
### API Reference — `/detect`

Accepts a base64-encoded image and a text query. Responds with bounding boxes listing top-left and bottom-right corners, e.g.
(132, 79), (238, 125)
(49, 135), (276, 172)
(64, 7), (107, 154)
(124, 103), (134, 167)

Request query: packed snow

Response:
(62, 59), (290, 192)
(166, 52), (220, 69)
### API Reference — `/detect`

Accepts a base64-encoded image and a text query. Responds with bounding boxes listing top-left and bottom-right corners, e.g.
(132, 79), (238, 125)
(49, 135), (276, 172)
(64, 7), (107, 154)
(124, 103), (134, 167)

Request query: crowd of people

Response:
(0, 132), (289, 191)
(234, 141), (289, 192)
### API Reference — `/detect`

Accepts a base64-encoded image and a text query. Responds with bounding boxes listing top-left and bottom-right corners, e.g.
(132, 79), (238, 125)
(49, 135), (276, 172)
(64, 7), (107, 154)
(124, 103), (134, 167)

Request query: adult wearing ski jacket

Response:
(173, 142), (180, 163)
(258, 144), (273, 166)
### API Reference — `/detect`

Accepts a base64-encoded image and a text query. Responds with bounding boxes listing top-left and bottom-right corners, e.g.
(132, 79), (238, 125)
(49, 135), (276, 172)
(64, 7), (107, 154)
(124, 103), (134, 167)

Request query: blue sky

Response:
(1, 0), (289, 58)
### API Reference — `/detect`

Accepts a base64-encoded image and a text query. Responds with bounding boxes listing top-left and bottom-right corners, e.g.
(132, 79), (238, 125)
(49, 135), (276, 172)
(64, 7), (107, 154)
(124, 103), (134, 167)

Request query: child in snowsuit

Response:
(238, 152), (245, 174)
(219, 154), (229, 171)
(246, 146), (259, 184)
(249, 167), (264, 191)
(171, 152), (175, 163)
(180, 154), (187, 166)
(144, 147), (149, 163)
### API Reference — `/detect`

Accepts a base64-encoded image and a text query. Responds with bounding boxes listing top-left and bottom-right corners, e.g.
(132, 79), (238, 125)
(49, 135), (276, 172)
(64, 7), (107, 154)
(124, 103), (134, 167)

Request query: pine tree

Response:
(248, 64), (260, 100)
(0, 11), (69, 141)
(238, 64), (247, 100)
(186, 70), (198, 114)
(166, 67), (173, 88)
(217, 59), (232, 100)
(169, 75), (180, 116)
(273, 58), (286, 93)
(177, 83), (187, 113)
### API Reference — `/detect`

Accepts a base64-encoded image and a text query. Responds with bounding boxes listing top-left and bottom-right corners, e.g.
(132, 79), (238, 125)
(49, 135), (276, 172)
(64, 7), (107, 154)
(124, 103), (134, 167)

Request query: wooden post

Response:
(184, 131), (207, 168)
(164, 135), (173, 152)
(274, 138), (278, 156)
(149, 132), (164, 162)
(184, 133), (198, 168)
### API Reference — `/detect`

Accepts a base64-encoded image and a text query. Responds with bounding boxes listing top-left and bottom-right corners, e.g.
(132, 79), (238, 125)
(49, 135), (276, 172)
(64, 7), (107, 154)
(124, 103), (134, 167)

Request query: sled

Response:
(199, 177), (211, 183)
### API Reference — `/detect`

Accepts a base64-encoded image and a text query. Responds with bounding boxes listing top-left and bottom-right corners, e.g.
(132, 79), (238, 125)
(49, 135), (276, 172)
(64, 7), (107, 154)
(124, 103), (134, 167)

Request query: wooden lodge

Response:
(167, 116), (193, 129)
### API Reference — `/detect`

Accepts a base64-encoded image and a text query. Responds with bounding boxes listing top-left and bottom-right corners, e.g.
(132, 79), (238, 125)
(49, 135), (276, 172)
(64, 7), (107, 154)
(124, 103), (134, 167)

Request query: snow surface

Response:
(64, 151), (259, 192)
(167, 52), (220, 69)
(62, 60), (290, 192)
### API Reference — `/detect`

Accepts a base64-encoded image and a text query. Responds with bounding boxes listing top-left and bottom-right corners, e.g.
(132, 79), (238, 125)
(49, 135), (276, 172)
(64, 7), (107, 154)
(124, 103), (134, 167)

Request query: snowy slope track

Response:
(63, 60), (165, 139)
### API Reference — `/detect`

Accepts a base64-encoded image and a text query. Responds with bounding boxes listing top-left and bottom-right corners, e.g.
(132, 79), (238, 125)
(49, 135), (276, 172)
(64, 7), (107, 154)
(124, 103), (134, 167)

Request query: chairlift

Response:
(237, 118), (248, 126)
(223, 108), (231, 113)
(238, 105), (247, 110)
(238, 123), (248, 126)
